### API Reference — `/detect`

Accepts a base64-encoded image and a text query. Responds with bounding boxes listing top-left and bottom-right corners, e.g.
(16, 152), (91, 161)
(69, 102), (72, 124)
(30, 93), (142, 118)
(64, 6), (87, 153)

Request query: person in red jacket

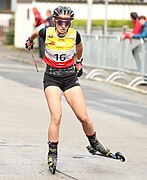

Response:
(32, 7), (45, 59)
(121, 12), (142, 40)
(32, 7), (44, 29)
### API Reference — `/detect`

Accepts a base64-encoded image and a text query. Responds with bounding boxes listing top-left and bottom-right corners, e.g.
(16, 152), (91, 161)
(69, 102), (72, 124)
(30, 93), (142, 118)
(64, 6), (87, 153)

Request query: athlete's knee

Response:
(51, 114), (62, 126)
(78, 115), (91, 125)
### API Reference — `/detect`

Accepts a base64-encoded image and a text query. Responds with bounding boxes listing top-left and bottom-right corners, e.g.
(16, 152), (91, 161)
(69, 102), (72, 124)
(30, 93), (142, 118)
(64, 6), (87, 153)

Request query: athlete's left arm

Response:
(75, 31), (83, 77)
(76, 41), (83, 60)
(75, 31), (83, 60)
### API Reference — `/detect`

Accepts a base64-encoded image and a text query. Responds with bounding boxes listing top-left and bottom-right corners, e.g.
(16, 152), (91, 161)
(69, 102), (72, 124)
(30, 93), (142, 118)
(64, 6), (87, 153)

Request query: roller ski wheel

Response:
(49, 163), (56, 175)
(48, 157), (57, 175)
(86, 146), (125, 162)
(115, 152), (125, 162)
(47, 142), (58, 175)
(48, 150), (57, 175)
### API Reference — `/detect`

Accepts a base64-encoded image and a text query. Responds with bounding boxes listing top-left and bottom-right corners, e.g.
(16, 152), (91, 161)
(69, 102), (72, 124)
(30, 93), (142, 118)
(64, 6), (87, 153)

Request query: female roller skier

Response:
(25, 6), (114, 174)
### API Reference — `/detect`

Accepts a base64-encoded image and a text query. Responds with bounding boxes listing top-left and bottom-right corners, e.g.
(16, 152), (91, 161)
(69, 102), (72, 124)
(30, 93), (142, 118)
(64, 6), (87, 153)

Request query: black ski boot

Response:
(87, 132), (111, 157)
(47, 142), (58, 174)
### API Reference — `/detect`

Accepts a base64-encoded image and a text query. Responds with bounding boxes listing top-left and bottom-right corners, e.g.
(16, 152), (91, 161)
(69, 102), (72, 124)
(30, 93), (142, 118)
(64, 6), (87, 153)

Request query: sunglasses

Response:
(57, 19), (71, 26)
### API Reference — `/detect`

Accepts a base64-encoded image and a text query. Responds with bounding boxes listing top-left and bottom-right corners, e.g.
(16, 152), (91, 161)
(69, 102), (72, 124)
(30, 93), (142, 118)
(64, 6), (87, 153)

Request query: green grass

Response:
(72, 19), (133, 28)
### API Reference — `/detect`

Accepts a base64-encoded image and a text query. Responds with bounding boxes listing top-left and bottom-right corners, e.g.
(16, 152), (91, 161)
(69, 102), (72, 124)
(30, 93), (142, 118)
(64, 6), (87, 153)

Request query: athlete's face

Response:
(55, 19), (70, 35)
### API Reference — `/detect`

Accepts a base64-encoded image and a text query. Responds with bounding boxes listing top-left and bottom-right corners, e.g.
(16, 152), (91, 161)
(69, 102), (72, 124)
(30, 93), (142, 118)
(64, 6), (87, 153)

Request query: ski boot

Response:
(47, 142), (58, 175)
(86, 132), (125, 162)
(87, 132), (111, 156)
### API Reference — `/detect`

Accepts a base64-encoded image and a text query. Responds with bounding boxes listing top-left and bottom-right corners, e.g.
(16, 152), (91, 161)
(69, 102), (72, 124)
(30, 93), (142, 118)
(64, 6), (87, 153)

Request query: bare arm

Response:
(75, 41), (83, 61)
(25, 31), (39, 50)
(29, 31), (39, 42)
(75, 41), (83, 77)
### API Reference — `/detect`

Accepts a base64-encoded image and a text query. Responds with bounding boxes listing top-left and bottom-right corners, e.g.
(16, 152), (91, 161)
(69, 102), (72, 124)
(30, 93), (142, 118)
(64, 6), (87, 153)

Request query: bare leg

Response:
(64, 86), (94, 136)
(64, 86), (110, 155)
(44, 86), (62, 142)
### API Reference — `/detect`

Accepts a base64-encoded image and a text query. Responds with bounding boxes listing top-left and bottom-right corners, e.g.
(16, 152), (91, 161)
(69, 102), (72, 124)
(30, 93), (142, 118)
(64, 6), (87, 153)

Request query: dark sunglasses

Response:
(57, 19), (70, 26)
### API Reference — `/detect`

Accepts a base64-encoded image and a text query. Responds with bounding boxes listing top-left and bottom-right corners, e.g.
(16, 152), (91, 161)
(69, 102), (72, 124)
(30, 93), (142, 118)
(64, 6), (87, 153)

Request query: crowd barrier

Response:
(81, 34), (147, 88)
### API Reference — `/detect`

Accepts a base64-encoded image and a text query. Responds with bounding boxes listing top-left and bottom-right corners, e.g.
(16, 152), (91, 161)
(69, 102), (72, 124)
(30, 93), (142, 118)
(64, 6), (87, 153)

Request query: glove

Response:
(75, 58), (83, 77)
(25, 37), (34, 50)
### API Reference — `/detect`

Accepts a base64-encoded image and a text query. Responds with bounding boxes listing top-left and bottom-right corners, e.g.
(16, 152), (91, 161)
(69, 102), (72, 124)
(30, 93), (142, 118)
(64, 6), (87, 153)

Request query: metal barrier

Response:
(82, 34), (147, 88)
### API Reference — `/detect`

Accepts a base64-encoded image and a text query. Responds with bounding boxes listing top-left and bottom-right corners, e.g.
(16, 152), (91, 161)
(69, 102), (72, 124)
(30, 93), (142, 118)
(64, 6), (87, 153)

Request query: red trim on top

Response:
(43, 55), (75, 68)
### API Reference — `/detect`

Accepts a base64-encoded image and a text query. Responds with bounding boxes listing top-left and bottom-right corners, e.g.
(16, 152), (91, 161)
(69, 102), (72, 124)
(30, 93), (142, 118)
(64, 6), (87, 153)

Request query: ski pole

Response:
(29, 50), (39, 72)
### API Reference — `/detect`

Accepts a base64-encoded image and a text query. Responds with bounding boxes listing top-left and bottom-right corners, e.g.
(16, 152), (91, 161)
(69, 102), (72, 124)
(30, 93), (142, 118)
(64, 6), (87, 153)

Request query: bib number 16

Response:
(54, 54), (66, 61)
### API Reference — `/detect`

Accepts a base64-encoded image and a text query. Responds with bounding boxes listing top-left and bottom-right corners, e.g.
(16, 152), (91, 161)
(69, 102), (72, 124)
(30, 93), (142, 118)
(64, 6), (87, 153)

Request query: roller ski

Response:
(47, 142), (58, 175)
(86, 132), (125, 162)
(86, 146), (125, 162)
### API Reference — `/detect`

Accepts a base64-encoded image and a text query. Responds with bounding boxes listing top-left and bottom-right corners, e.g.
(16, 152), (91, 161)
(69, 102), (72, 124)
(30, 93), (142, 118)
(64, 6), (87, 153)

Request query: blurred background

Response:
(0, 0), (147, 47)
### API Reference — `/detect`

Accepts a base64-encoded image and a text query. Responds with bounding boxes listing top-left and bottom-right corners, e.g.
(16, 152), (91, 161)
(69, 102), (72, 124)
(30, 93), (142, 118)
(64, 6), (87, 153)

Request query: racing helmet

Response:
(53, 6), (74, 21)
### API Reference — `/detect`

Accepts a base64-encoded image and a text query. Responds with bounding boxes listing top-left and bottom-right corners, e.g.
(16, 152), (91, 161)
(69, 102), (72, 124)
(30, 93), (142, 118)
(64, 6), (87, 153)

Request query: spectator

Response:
(132, 15), (147, 39)
(131, 16), (147, 74)
(45, 9), (54, 28)
(121, 12), (142, 40)
(32, 7), (45, 60)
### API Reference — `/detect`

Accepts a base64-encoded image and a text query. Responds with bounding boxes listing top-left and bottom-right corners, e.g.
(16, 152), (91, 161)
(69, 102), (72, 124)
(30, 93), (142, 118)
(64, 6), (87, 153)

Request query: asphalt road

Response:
(0, 57), (147, 180)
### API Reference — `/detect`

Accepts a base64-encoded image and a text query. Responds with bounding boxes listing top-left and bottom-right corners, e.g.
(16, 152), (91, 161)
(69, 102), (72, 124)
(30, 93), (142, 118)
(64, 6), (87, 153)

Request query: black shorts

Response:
(43, 66), (80, 92)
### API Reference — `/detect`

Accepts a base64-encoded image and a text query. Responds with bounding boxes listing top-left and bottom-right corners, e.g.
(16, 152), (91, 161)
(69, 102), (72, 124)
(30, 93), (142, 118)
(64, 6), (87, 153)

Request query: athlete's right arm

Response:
(29, 31), (39, 41)
(25, 28), (46, 50)
(25, 31), (39, 50)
